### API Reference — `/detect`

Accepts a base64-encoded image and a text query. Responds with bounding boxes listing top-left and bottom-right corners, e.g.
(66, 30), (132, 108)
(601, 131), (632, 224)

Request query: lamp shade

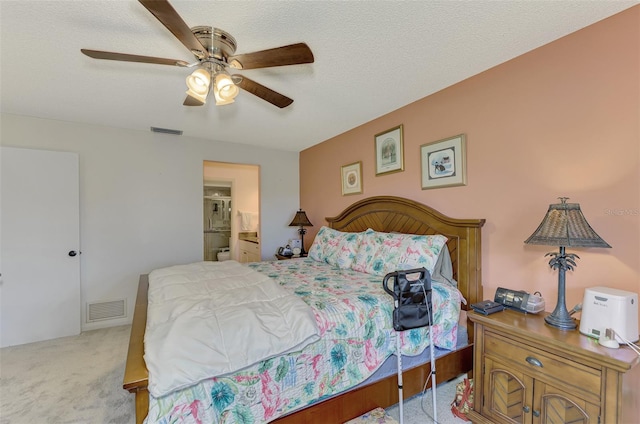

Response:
(186, 69), (210, 94)
(213, 86), (235, 105)
(289, 209), (313, 227)
(524, 198), (610, 248)
(185, 68), (211, 104)
(214, 72), (239, 103)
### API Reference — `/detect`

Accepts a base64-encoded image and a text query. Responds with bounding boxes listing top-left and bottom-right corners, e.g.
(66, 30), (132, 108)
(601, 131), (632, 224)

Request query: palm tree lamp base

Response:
(544, 307), (577, 330)
(543, 247), (578, 330)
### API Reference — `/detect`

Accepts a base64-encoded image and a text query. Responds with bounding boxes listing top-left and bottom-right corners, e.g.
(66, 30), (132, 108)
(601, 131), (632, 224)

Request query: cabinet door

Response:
(484, 358), (533, 424)
(534, 381), (599, 424)
(239, 249), (249, 263)
(238, 240), (260, 263)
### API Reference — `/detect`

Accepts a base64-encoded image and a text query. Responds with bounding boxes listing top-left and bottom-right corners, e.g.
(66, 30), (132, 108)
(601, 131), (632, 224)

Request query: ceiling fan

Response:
(81, 0), (314, 108)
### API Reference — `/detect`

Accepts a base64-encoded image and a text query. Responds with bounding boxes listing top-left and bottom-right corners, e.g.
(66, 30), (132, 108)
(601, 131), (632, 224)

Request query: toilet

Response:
(217, 247), (230, 261)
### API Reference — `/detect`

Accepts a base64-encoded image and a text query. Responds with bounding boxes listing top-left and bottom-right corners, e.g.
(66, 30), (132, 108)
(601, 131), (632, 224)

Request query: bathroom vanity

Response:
(238, 232), (260, 263)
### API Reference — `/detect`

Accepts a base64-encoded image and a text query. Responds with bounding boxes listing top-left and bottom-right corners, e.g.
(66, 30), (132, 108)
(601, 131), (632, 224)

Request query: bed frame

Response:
(123, 195), (485, 424)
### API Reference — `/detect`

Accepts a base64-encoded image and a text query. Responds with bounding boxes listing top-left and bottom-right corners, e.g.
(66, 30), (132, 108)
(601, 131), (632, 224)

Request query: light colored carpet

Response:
(0, 325), (134, 424)
(0, 325), (470, 424)
(385, 376), (470, 424)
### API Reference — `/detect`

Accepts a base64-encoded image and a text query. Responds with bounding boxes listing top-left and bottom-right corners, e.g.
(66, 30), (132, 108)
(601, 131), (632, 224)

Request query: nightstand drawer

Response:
(484, 331), (601, 399)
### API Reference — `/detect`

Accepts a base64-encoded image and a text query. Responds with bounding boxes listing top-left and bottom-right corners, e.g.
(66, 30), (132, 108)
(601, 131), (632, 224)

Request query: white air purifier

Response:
(579, 287), (639, 343)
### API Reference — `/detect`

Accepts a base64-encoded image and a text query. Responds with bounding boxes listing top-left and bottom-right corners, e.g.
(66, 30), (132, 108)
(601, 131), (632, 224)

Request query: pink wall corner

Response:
(300, 6), (640, 322)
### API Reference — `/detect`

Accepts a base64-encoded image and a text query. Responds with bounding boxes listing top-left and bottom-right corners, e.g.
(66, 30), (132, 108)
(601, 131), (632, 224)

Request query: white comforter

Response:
(144, 261), (320, 397)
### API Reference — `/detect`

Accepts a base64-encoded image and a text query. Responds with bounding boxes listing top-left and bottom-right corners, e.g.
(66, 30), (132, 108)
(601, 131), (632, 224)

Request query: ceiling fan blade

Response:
(228, 43), (314, 70)
(138, 0), (208, 59)
(81, 49), (189, 67)
(233, 75), (293, 108)
(183, 94), (205, 106)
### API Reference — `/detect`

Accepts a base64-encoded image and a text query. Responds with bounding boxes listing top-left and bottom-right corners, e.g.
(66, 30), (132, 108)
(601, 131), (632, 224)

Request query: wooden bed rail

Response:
(123, 274), (149, 424)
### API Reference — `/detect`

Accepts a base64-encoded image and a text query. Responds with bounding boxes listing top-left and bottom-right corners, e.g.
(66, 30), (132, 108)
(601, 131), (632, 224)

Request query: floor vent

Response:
(87, 299), (126, 323)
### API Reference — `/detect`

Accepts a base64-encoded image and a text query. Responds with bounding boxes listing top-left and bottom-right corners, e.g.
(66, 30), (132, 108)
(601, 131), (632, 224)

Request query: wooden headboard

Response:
(326, 196), (485, 312)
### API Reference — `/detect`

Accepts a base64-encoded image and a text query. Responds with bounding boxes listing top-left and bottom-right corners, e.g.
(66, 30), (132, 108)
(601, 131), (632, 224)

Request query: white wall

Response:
(0, 113), (301, 330)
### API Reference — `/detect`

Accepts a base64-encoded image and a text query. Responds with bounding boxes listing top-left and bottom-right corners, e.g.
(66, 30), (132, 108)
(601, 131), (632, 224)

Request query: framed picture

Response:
(375, 125), (404, 175)
(341, 161), (363, 195)
(421, 134), (467, 190)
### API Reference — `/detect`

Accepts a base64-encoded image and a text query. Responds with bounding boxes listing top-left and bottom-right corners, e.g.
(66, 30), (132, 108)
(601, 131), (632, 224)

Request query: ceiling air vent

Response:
(150, 126), (183, 135)
(87, 299), (126, 323)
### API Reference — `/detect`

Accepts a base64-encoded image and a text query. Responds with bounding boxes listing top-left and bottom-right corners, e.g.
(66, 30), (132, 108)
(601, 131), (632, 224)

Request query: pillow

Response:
(431, 246), (458, 288)
(308, 226), (363, 269)
(352, 229), (448, 276)
(307, 226), (334, 261)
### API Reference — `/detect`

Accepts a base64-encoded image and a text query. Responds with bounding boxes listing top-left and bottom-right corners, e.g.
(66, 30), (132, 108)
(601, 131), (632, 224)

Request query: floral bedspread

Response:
(145, 258), (462, 424)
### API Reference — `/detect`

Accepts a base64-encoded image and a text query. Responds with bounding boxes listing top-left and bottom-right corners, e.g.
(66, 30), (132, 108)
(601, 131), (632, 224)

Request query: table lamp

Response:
(289, 209), (313, 255)
(524, 197), (611, 330)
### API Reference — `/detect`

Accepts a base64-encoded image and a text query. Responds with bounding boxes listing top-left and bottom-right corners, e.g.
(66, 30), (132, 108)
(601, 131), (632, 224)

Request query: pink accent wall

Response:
(300, 6), (639, 319)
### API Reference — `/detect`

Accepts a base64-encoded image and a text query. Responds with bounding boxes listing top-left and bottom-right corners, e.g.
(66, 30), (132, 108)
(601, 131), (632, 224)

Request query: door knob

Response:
(68, 250), (78, 257)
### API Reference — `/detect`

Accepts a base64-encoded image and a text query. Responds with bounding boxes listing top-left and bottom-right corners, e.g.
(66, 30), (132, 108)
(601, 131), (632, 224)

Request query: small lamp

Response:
(289, 209), (313, 255)
(525, 197), (611, 330)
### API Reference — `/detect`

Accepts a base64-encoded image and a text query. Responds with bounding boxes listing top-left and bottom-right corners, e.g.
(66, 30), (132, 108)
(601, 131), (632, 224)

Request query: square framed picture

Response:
(420, 134), (467, 190)
(375, 125), (404, 175)
(341, 161), (363, 195)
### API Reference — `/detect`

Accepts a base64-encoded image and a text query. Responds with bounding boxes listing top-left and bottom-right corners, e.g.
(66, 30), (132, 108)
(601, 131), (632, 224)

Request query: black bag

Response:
(382, 268), (433, 331)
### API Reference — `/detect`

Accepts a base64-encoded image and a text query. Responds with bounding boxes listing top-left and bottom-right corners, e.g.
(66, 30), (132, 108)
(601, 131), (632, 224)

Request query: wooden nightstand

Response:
(467, 309), (640, 424)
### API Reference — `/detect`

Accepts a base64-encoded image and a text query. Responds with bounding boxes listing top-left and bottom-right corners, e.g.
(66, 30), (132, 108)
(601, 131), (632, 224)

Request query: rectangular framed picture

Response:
(421, 134), (467, 190)
(375, 125), (404, 175)
(341, 161), (363, 195)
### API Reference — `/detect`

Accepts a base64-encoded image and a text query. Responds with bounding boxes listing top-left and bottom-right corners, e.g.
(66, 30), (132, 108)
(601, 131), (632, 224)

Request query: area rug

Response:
(345, 407), (400, 424)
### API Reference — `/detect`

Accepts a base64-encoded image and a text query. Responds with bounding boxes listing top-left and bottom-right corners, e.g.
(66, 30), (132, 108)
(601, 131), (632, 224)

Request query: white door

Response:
(0, 147), (81, 347)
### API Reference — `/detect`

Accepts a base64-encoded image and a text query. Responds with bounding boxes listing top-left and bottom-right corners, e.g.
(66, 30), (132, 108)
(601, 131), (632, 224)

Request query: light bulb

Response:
(214, 84), (235, 105)
(186, 69), (210, 96)
(214, 73), (239, 101)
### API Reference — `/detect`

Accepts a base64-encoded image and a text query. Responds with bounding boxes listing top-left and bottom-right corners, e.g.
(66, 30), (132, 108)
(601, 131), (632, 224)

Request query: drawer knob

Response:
(523, 406), (530, 413)
(525, 356), (543, 367)
(533, 410), (540, 417)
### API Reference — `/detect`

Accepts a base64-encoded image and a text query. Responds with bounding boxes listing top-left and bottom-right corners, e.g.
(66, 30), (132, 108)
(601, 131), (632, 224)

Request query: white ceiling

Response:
(1, 1), (637, 152)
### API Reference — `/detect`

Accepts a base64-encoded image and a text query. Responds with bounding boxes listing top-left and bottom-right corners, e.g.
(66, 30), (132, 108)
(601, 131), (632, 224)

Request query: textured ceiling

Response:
(1, 1), (637, 152)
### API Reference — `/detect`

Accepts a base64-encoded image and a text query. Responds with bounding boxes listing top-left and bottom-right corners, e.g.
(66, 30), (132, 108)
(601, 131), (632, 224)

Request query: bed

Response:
(123, 196), (485, 423)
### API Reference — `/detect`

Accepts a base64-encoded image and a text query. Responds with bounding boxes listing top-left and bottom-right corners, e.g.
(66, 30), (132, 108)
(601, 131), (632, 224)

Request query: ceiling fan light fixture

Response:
(220, 83), (239, 99)
(213, 84), (235, 105)
(213, 90), (234, 105)
(82, 1), (315, 109)
(213, 70), (231, 89)
(213, 70), (239, 105)
(186, 68), (210, 96)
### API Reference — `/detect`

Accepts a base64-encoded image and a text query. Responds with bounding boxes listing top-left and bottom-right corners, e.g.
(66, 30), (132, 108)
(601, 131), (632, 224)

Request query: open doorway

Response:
(203, 183), (232, 261)
(203, 161), (260, 262)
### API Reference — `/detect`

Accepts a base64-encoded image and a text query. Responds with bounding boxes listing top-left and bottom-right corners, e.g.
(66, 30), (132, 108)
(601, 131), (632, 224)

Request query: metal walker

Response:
(383, 268), (438, 424)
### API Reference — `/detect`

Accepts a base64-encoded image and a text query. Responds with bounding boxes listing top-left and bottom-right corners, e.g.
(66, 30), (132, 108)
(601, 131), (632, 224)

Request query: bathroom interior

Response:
(203, 184), (232, 261)
(203, 160), (261, 262)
